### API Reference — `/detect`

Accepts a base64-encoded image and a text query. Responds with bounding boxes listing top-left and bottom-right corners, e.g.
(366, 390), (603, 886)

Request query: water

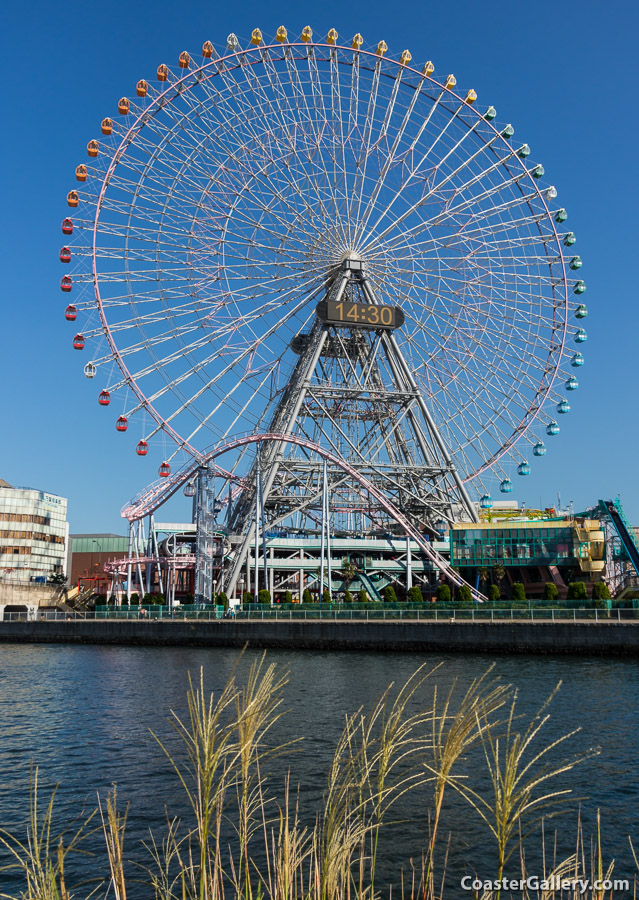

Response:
(0, 645), (636, 897)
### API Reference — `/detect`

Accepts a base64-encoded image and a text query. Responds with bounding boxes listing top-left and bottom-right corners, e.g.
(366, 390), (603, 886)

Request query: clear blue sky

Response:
(1, 0), (636, 534)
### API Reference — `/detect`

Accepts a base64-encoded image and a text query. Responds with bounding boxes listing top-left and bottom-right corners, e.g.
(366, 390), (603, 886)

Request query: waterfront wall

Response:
(0, 619), (638, 655)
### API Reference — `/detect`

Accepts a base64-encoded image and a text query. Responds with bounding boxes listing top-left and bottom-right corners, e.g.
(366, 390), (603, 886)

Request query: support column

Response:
(195, 466), (216, 605)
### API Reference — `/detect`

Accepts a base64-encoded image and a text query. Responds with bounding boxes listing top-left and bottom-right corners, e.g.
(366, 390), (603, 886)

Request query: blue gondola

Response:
(500, 479), (513, 493)
(557, 400), (570, 414)
(533, 442), (546, 456)
(571, 353), (584, 367)
(546, 421), (560, 435)
(518, 462), (531, 476)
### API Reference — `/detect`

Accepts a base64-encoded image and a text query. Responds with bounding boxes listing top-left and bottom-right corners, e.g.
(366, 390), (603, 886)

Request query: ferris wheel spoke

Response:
(311, 46), (353, 239)
(357, 94), (470, 245)
(350, 66), (427, 244)
(191, 58), (345, 246)
(275, 45), (350, 243)
(120, 280), (323, 405)
(362, 144), (532, 256)
(349, 55), (383, 233)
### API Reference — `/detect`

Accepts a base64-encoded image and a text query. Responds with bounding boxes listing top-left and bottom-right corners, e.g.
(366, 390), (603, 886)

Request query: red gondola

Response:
(62, 218), (73, 235)
(60, 246), (71, 263)
(75, 165), (87, 182)
(101, 117), (113, 135)
(158, 461), (171, 477)
(67, 190), (79, 208)
(178, 51), (190, 68)
(60, 275), (72, 292)
(157, 64), (168, 81)
(136, 79), (148, 97)
(64, 304), (77, 321)
(87, 140), (99, 158)
(116, 415), (128, 432)
(98, 389), (111, 406)
(72, 334), (85, 350)
(136, 440), (148, 456)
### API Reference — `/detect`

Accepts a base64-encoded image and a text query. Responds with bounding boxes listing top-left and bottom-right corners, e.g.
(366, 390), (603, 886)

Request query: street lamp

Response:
(92, 540), (102, 590)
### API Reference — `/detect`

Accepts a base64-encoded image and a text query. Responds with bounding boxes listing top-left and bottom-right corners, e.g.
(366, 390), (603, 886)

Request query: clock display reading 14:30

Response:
(316, 300), (405, 330)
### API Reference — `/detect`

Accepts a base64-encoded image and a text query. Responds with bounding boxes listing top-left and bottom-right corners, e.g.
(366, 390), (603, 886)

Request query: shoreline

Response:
(0, 619), (638, 656)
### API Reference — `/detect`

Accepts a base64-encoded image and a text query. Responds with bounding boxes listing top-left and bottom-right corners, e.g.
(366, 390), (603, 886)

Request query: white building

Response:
(0, 478), (69, 583)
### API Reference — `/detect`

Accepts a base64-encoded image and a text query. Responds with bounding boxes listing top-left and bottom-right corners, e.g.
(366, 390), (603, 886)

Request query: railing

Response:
(1, 608), (637, 623)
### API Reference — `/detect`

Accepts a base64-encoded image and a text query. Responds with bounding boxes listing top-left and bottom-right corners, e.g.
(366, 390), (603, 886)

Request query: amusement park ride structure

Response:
(60, 27), (591, 602)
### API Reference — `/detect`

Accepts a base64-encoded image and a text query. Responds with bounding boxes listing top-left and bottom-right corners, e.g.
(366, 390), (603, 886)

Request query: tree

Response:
(357, 589), (369, 604)
(48, 573), (67, 585)
(592, 581), (611, 600)
(492, 563), (506, 595)
(258, 589), (271, 605)
(129, 593), (139, 605)
(488, 584), (500, 603)
(543, 582), (559, 603)
(302, 588), (313, 604)
(567, 581), (588, 601)
(383, 584), (398, 604)
(436, 584), (451, 604)
(322, 589), (331, 603)
(216, 591), (229, 609)
(511, 582), (526, 603)
(344, 589), (354, 603)
(284, 589), (293, 604)
(478, 567), (489, 591)
(242, 591), (253, 604)
(458, 584), (472, 603)
(340, 558), (358, 586)
(406, 586), (423, 604)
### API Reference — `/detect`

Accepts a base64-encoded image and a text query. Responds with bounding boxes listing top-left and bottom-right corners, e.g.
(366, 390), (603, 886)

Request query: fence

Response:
(1, 607), (637, 623)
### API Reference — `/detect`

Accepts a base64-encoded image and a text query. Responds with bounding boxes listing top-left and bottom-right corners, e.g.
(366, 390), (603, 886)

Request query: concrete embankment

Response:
(0, 619), (638, 655)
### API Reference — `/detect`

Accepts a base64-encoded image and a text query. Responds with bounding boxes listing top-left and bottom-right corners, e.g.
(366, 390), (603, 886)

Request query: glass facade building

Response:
(451, 522), (577, 568)
(0, 480), (69, 582)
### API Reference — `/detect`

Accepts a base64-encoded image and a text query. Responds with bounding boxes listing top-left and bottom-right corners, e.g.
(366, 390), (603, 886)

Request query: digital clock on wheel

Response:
(316, 300), (404, 330)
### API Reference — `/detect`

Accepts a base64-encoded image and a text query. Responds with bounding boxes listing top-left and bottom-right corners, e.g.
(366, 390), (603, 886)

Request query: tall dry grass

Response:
(0, 653), (630, 900)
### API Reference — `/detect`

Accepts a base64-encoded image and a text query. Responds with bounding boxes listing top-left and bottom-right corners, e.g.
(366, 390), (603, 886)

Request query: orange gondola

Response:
(136, 79), (148, 97)
(67, 190), (79, 208)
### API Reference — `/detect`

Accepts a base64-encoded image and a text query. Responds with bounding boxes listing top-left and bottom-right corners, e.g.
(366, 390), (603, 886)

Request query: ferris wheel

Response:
(60, 26), (587, 502)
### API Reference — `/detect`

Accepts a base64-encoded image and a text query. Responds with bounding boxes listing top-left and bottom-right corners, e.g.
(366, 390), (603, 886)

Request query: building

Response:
(68, 534), (129, 593)
(0, 478), (69, 583)
(450, 516), (605, 597)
